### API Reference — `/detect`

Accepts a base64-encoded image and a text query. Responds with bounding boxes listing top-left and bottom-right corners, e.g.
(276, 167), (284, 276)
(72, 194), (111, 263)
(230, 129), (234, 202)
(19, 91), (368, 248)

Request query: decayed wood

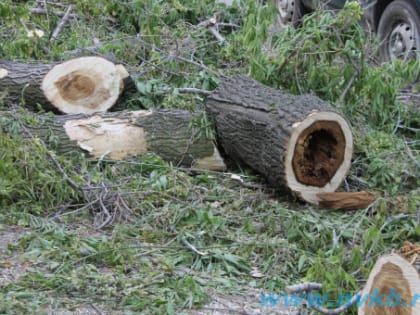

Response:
(0, 109), (226, 171)
(317, 191), (377, 210)
(206, 75), (353, 205)
(0, 57), (134, 114)
(359, 242), (420, 315)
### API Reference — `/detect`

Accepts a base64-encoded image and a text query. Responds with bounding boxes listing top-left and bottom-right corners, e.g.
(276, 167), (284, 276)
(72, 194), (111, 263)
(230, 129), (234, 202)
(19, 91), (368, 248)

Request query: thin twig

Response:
(198, 18), (226, 42)
(30, 7), (78, 19)
(175, 87), (212, 96)
(405, 141), (420, 167)
(286, 282), (323, 294)
(96, 199), (112, 228)
(287, 282), (360, 315)
(208, 25), (225, 43)
(16, 116), (82, 191)
(181, 237), (207, 256)
(137, 36), (222, 77)
(218, 22), (240, 28)
(50, 5), (74, 43)
(338, 71), (358, 107)
(52, 199), (98, 219)
(90, 304), (105, 315)
(308, 291), (361, 315)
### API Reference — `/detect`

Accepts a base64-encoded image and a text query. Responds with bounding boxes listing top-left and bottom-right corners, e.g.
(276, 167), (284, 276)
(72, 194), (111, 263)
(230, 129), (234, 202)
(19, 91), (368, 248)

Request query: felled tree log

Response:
(0, 109), (226, 171)
(0, 57), (134, 114)
(206, 75), (353, 205)
(359, 242), (420, 315)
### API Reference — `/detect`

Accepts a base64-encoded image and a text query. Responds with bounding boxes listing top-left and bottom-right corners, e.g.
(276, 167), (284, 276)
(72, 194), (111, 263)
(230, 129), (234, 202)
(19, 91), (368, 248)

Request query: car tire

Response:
(377, 0), (420, 61)
(272, 0), (304, 27)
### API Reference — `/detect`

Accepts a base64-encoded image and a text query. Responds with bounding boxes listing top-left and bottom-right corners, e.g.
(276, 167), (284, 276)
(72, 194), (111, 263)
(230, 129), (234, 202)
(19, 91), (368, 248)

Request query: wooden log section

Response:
(359, 242), (420, 315)
(0, 57), (133, 114)
(206, 75), (353, 205)
(317, 191), (377, 210)
(0, 109), (226, 171)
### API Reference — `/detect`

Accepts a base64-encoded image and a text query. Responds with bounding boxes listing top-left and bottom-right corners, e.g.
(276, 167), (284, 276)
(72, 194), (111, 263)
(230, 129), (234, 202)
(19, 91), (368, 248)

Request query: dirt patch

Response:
(0, 225), (31, 287)
(187, 288), (299, 315)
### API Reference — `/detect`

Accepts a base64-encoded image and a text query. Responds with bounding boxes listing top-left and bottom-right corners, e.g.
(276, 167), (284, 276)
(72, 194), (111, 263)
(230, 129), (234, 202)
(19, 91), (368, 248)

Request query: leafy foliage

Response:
(239, 1), (420, 129)
(0, 132), (80, 215)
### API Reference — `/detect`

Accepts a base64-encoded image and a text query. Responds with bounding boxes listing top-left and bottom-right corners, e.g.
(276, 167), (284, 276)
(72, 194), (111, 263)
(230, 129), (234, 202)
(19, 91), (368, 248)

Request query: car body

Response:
(273, 0), (420, 61)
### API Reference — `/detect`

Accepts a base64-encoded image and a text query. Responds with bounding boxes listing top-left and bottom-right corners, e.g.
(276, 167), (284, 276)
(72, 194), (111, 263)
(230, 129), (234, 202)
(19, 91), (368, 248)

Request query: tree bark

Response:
(206, 75), (353, 205)
(0, 57), (134, 114)
(0, 109), (226, 171)
(359, 242), (420, 315)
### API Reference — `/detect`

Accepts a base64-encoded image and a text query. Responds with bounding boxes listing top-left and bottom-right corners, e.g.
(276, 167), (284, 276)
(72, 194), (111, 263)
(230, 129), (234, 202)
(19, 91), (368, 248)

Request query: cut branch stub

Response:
(206, 75), (353, 205)
(41, 57), (122, 114)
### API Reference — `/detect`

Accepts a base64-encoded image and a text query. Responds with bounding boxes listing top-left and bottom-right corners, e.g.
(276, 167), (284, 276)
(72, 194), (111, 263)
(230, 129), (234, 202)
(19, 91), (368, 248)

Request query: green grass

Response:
(0, 0), (419, 314)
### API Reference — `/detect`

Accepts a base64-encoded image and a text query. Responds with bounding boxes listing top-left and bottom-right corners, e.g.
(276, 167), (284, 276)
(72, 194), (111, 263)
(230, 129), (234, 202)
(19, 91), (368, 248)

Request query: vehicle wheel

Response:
(377, 0), (420, 61)
(272, 0), (304, 27)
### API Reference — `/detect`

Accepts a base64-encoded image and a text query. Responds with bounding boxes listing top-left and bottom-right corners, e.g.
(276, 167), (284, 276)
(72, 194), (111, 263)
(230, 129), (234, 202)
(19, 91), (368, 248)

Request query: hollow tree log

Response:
(0, 109), (226, 171)
(206, 75), (353, 205)
(359, 242), (420, 315)
(0, 57), (134, 114)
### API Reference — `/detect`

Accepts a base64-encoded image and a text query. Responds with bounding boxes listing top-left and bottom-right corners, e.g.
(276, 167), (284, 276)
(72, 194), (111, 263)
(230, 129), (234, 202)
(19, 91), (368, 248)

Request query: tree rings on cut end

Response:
(358, 253), (420, 315)
(42, 57), (122, 114)
(285, 111), (353, 204)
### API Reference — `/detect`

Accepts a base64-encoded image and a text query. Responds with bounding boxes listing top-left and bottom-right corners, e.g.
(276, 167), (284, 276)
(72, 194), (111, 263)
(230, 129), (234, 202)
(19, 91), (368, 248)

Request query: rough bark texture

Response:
(206, 75), (353, 204)
(359, 242), (420, 315)
(0, 109), (226, 171)
(0, 57), (135, 114)
(0, 60), (54, 111)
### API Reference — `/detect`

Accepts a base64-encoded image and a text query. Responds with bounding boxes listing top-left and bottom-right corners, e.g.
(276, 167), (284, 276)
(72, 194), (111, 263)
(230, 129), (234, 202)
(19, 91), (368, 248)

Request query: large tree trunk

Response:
(0, 109), (226, 171)
(206, 75), (354, 205)
(359, 242), (420, 315)
(0, 57), (134, 114)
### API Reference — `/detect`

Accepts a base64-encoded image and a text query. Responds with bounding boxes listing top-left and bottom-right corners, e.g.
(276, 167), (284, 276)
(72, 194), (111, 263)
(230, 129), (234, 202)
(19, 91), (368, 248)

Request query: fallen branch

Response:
(286, 282), (323, 294)
(287, 282), (361, 315)
(310, 293), (361, 315)
(181, 238), (207, 256)
(50, 5), (73, 43)
(29, 7), (78, 19)
(198, 17), (225, 43)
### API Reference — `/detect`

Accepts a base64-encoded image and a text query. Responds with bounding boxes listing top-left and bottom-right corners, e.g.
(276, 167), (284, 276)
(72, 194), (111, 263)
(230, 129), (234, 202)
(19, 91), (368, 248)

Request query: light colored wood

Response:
(284, 111), (353, 205)
(359, 249), (420, 315)
(42, 57), (122, 114)
(317, 191), (377, 210)
(0, 57), (132, 114)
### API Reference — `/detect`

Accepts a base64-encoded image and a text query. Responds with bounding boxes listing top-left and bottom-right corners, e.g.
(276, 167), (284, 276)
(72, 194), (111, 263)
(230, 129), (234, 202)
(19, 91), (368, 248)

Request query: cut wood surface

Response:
(359, 242), (420, 315)
(0, 109), (226, 171)
(206, 75), (353, 205)
(317, 191), (377, 210)
(0, 57), (133, 114)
